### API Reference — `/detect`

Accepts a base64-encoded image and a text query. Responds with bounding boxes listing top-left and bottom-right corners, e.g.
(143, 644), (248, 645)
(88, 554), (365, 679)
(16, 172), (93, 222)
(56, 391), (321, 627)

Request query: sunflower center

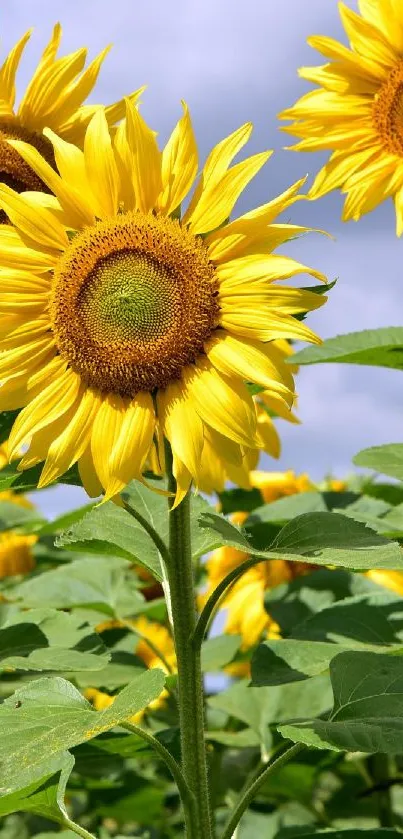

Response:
(51, 212), (219, 396)
(0, 120), (55, 223)
(373, 61), (403, 156)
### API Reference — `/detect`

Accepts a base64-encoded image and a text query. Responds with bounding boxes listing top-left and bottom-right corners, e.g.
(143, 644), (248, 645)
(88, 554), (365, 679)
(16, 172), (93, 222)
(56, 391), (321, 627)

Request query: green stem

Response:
(122, 722), (197, 825)
(122, 498), (172, 567)
(193, 554), (269, 648)
(164, 441), (213, 839)
(220, 743), (304, 839)
(61, 816), (97, 839)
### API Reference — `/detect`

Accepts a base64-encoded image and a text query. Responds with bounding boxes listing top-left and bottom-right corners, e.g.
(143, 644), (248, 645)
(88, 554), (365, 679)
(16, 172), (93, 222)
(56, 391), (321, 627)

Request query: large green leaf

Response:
(198, 510), (403, 570)
(0, 502), (44, 532)
(0, 670), (165, 793)
(0, 752), (73, 823)
(264, 568), (380, 636)
(13, 556), (144, 618)
(56, 502), (163, 580)
(354, 444), (403, 482)
(208, 674), (332, 756)
(279, 651), (403, 753)
(0, 609), (110, 673)
(253, 592), (403, 686)
(291, 327), (403, 370)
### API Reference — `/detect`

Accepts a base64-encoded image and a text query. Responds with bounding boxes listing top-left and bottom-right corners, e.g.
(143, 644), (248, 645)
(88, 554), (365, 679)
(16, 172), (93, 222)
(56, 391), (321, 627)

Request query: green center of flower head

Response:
(79, 251), (177, 344)
(51, 212), (219, 397)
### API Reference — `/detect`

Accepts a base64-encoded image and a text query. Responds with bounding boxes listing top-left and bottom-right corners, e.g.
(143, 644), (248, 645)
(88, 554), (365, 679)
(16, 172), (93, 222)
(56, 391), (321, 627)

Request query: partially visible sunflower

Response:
(0, 99), (326, 505)
(86, 616), (175, 723)
(205, 543), (311, 650)
(0, 24), (141, 214)
(279, 1), (403, 233)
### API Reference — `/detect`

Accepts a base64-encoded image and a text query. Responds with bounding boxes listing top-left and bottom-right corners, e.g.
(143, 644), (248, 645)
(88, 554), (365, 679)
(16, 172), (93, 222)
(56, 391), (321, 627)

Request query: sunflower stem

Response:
(164, 440), (213, 839)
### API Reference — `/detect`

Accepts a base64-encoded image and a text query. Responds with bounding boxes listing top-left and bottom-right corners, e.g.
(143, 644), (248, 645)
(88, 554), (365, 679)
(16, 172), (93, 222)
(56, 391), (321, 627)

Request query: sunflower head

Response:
(0, 532), (36, 579)
(279, 1), (403, 233)
(0, 98), (326, 505)
(0, 25), (142, 219)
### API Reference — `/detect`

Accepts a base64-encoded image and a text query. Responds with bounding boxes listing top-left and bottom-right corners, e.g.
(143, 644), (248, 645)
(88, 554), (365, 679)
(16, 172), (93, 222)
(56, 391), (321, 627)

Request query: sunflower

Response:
(86, 616), (175, 722)
(0, 100), (326, 505)
(279, 1), (403, 233)
(0, 24), (141, 213)
(0, 531), (36, 579)
(205, 543), (310, 650)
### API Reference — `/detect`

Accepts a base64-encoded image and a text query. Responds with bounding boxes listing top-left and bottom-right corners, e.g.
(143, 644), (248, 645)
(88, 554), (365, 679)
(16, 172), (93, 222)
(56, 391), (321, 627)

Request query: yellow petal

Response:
(8, 367), (81, 457)
(104, 392), (155, 500)
(309, 147), (378, 199)
(185, 150), (272, 236)
(0, 185), (68, 252)
(184, 360), (259, 448)
(79, 444), (103, 497)
(339, 2), (398, 68)
(183, 122), (253, 224)
(90, 393), (126, 491)
(19, 48), (87, 129)
(38, 387), (98, 487)
(0, 226), (57, 272)
(157, 380), (204, 481)
(0, 29), (32, 109)
(218, 253), (326, 287)
(8, 138), (94, 228)
(158, 102), (198, 215)
(0, 337), (54, 379)
(50, 46), (110, 127)
(221, 286), (327, 315)
(124, 100), (162, 213)
(220, 309), (322, 344)
(205, 330), (294, 402)
(84, 109), (119, 217)
(170, 454), (192, 509)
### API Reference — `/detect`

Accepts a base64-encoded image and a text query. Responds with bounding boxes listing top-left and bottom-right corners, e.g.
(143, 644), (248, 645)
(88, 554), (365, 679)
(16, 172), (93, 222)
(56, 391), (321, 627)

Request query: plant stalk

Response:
(164, 441), (213, 839)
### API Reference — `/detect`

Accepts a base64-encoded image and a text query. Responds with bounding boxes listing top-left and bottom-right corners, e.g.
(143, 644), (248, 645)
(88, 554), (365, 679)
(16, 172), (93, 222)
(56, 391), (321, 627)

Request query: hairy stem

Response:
(122, 722), (197, 824)
(220, 743), (304, 839)
(164, 441), (213, 839)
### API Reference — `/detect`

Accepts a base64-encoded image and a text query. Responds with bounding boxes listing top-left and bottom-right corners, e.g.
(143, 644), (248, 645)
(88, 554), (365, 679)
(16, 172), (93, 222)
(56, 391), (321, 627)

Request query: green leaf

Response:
(0, 752), (73, 823)
(198, 510), (403, 570)
(0, 609), (110, 673)
(13, 557), (145, 618)
(264, 568), (380, 636)
(0, 463), (82, 494)
(354, 444), (403, 481)
(0, 502), (44, 532)
(218, 487), (264, 515)
(56, 501), (163, 580)
(291, 327), (403, 370)
(279, 650), (403, 753)
(200, 634), (241, 672)
(0, 669), (165, 793)
(208, 675), (332, 755)
(253, 591), (403, 686)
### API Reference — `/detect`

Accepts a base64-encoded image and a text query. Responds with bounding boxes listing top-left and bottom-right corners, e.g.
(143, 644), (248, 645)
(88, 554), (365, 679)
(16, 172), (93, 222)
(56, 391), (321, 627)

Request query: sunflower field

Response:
(1, 1), (403, 837)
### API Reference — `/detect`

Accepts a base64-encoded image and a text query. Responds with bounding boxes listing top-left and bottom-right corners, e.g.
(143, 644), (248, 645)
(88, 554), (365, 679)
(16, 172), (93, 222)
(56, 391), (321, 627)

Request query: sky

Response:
(3, 0), (403, 516)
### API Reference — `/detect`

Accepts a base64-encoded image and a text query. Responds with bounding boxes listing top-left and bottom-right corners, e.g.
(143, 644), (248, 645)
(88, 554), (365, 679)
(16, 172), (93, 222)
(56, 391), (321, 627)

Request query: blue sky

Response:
(4, 0), (402, 515)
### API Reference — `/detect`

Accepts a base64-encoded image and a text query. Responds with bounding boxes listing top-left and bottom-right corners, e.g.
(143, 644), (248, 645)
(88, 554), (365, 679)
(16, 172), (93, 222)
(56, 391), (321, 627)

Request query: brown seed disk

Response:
(0, 120), (56, 223)
(51, 211), (220, 397)
(373, 61), (403, 156)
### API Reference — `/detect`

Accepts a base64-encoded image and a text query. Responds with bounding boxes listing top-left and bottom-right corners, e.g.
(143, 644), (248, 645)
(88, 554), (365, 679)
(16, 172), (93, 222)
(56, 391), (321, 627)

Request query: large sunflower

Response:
(279, 1), (403, 233)
(0, 24), (140, 208)
(0, 100), (326, 504)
